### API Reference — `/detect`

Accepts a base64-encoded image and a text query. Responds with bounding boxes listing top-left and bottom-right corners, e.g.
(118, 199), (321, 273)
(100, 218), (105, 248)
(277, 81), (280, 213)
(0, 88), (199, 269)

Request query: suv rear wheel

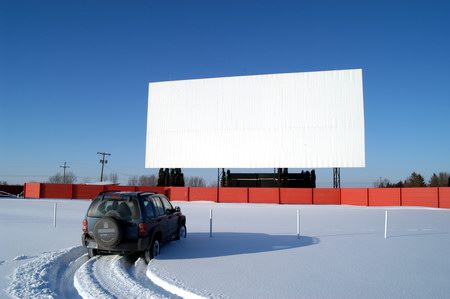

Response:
(88, 248), (97, 258)
(144, 237), (160, 263)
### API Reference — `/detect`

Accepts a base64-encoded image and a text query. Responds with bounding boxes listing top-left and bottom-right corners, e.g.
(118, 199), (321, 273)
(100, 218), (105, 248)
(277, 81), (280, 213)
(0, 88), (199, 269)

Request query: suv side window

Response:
(160, 196), (173, 214)
(141, 196), (155, 219)
(152, 197), (165, 217)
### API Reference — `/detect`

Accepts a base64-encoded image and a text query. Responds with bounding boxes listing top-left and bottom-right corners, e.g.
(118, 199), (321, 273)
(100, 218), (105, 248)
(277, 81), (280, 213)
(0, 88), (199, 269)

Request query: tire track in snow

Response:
(74, 255), (180, 299)
(8, 246), (86, 299)
(59, 253), (89, 298)
(8, 247), (203, 299)
(147, 263), (225, 299)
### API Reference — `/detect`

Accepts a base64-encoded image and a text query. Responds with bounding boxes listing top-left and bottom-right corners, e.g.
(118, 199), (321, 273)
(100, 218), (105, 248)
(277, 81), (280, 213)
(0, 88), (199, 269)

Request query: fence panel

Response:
(438, 187), (450, 209)
(313, 188), (340, 204)
(280, 188), (313, 204)
(341, 188), (368, 206)
(248, 188), (279, 204)
(41, 184), (72, 199)
(218, 188), (248, 203)
(24, 183), (41, 198)
(72, 185), (104, 199)
(401, 188), (439, 208)
(189, 187), (218, 202)
(167, 187), (189, 201)
(368, 188), (401, 206)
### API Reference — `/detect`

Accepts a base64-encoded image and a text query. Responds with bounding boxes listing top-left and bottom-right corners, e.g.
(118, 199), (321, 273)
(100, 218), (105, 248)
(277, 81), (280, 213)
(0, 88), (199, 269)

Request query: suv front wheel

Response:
(174, 224), (187, 240)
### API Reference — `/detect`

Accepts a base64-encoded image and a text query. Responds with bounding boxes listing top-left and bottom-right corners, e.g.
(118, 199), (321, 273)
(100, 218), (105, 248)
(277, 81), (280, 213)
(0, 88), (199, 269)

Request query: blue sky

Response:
(1, 0), (449, 187)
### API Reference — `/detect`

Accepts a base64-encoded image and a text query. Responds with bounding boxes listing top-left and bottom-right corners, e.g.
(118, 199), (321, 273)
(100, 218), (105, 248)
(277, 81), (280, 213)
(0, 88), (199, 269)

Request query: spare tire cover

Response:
(93, 217), (123, 248)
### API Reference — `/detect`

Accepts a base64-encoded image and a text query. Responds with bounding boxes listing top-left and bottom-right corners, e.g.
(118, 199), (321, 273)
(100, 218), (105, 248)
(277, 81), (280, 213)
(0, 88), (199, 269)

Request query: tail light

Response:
(82, 219), (88, 233)
(138, 222), (147, 237)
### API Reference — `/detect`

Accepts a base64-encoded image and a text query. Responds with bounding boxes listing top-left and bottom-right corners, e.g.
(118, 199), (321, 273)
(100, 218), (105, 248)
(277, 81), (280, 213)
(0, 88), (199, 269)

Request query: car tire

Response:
(92, 217), (123, 248)
(174, 224), (187, 241)
(144, 237), (160, 263)
(88, 248), (97, 258)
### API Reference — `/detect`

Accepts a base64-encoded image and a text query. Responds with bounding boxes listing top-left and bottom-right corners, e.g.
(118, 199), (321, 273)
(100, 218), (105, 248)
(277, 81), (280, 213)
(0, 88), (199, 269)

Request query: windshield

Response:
(88, 194), (140, 220)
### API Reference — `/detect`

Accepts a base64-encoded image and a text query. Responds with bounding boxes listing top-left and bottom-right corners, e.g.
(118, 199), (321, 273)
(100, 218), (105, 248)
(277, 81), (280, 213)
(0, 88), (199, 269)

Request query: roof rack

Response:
(96, 190), (157, 200)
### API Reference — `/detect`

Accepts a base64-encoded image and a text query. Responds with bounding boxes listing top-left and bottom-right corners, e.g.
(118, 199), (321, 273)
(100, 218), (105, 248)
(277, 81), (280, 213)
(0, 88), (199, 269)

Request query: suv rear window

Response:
(88, 194), (140, 219)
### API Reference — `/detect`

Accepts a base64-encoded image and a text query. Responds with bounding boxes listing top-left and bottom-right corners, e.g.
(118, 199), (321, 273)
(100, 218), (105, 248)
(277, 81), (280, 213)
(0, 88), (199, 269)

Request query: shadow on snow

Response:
(158, 232), (319, 260)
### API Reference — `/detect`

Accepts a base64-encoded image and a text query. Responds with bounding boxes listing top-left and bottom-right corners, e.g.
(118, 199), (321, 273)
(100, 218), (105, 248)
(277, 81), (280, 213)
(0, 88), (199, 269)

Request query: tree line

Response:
(128, 171), (207, 187)
(48, 172), (119, 184)
(46, 168), (209, 187)
(46, 169), (449, 188)
(375, 172), (450, 188)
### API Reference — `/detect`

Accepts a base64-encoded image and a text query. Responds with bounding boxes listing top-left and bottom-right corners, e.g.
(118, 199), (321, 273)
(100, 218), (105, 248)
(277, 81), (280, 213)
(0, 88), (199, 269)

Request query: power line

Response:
(104, 165), (136, 177)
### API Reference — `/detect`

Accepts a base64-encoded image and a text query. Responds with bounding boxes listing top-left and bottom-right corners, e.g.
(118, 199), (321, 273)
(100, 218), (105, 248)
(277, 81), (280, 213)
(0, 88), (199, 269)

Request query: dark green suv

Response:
(82, 191), (186, 263)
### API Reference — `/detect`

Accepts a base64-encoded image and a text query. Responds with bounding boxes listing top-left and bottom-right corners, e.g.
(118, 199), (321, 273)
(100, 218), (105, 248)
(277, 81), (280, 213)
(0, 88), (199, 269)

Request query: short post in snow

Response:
(384, 210), (388, 239)
(53, 203), (58, 228)
(209, 209), (213, 238)
(297, 209), (300, 239)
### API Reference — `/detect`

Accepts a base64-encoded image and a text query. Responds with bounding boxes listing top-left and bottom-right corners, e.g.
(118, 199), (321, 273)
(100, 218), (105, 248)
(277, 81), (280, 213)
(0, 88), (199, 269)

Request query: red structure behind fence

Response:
(23, 183), (450, 209)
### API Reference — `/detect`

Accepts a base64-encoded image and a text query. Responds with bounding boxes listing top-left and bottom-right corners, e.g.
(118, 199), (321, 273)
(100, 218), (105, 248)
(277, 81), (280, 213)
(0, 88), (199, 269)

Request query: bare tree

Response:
(128, 176), (139, 186)
(108, 173), (119, 184)
(48, 172), (77, 184)
(207, 181), (218, 187)
(139, 175), (158, 186)
(373, 178), (391, 188)
(186, 176), (206, 187)
(373, 178), (403, 188)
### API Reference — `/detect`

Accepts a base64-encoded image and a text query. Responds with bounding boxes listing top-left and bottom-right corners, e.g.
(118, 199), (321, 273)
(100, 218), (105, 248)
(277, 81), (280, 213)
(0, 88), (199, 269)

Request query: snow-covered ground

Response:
(1, 198), (450, 298)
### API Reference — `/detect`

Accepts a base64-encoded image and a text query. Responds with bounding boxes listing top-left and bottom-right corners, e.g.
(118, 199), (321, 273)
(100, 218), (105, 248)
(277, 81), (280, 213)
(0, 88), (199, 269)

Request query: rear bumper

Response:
(82, 233), (151, 254)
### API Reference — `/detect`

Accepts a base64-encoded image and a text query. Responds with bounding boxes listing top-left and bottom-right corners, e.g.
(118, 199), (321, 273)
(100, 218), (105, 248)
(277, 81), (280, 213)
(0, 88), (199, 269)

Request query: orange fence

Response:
(248, 188), (279, 204)
(368, 188), (401, 206)
(189, 187), (218, 202)
(24, 183), (167, 201)
(280, 188), (312, 204)
(218, 188), (248, 203)
(313, 188), (340, 205)
(341, 188), (368, 206)
(400, 188), (439, 208)
(23, 183), (450, 209)
(439, 188), (450, 209)
(166, 187), (189, 201)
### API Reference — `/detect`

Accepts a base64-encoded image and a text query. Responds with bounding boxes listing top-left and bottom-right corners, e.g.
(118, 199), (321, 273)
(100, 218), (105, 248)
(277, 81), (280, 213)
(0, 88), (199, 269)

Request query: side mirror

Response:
(175, 206), (181, 212)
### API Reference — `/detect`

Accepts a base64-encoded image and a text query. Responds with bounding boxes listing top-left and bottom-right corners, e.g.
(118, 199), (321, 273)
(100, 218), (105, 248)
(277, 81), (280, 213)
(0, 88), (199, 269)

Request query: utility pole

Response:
(97, 152), (111, 182)
(60, 162), (70, 184)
